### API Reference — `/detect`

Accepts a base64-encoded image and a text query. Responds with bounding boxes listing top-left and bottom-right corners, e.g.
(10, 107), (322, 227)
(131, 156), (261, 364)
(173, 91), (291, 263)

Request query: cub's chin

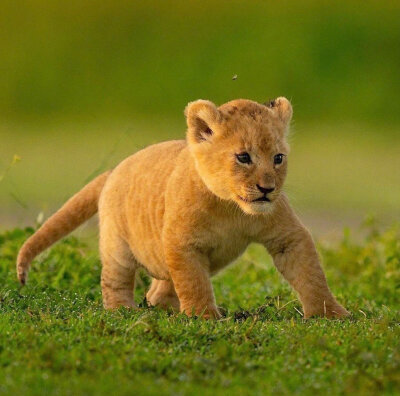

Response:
(235, 199), (274, 215)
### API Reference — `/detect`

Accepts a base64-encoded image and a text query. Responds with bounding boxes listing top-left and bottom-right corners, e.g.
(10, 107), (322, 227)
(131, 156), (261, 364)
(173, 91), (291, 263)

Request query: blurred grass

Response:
(0, 0), (399, 124)
(1, 119), (399, 232)
(0, 0), (399, 232)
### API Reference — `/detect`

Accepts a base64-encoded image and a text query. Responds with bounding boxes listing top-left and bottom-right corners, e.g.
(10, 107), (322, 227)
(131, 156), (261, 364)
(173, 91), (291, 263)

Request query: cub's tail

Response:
(16, 171), (111, 284)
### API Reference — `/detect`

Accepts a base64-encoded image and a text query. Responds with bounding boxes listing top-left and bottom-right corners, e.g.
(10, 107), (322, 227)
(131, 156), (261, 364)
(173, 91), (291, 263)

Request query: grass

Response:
(1, 1), (400, 125)
(0, 222), (399, 395)
(1, 2), (399, 393)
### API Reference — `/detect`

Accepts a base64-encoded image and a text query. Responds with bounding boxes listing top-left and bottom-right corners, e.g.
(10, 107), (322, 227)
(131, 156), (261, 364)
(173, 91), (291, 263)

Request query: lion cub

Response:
(17, 97), (349, 319)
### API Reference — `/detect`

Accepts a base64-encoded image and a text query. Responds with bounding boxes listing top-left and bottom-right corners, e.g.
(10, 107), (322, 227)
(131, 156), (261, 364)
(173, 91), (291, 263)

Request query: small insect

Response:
(232, 74), (238, 80)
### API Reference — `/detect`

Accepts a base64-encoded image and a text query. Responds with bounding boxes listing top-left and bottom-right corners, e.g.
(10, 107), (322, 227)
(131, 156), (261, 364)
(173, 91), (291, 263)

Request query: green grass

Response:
(1, 2), (399, 392)
(0, 223), (399, 395)
(1, 0), (399, 125)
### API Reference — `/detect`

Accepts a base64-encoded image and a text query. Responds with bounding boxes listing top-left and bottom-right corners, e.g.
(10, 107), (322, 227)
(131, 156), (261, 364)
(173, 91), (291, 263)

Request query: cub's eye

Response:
(274, 153), (285, 165)
(236, 152), (252, 164)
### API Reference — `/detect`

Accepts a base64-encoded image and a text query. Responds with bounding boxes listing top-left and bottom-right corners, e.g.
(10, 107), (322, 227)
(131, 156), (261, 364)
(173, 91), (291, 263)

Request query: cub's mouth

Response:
(253, 196), (270, 202)
(237, 195), (270, 203)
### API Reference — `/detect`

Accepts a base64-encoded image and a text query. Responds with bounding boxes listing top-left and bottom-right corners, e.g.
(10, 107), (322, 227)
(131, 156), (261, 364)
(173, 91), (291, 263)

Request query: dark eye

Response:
(274, 153), (284, 165)
(236, 152), (252, 164)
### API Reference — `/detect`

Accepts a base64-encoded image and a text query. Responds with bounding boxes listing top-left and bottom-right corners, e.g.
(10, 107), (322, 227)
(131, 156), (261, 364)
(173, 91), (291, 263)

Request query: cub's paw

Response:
(146, 291), (180, 311)
(304, 302), (350, 319)
(182, 304), (222, 320)
(202, 306), (222, 320)
(329, 304), (350, 318)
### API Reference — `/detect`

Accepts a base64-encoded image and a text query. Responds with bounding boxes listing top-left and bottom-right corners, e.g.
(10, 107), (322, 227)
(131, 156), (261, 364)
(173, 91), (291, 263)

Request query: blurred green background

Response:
(1, 0), (399, 237)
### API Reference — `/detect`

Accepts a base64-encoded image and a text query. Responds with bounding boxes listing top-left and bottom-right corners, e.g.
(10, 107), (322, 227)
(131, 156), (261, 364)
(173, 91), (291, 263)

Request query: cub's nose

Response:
(256, 185), (275, 194)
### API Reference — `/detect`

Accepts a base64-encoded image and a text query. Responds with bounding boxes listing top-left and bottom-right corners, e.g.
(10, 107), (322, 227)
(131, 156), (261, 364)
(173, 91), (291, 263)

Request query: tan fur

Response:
(17, 97), (349, 319)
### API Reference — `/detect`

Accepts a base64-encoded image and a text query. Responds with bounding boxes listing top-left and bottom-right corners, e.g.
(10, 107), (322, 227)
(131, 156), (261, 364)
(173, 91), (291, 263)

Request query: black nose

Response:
(256, 185), (275, 194)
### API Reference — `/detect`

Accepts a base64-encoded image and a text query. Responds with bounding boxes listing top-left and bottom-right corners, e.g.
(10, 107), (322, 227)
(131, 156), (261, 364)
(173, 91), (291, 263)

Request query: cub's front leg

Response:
(164, 245), (220, 319)
(263, 214), (349, 318)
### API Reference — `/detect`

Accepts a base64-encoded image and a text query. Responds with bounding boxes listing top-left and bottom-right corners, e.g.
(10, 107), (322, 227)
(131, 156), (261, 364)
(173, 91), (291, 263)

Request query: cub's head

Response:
(185, 97), (292, 215)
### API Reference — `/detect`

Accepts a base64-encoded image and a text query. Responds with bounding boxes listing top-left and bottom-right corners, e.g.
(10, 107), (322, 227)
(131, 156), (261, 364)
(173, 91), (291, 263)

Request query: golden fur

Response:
(17, 97), (349, 319)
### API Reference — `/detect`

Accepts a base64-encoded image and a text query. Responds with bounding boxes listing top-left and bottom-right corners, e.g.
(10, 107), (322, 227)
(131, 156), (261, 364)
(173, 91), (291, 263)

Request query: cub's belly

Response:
(128, 238), (170, 280)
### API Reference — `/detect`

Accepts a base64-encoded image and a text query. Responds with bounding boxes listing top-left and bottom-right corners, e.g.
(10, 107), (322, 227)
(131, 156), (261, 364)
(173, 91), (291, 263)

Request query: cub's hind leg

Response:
(146, 279), (180, 311)
(100, 225), (137, 309)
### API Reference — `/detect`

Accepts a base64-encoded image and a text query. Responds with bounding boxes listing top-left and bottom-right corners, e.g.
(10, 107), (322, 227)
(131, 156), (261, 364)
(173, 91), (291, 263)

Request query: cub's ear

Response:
(265, 97), (293, 125)
(185, 100), (221, 144)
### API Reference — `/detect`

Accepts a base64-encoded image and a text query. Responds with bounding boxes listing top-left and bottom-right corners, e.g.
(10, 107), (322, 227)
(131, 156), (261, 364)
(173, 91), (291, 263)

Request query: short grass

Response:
(0, 223), (399, 395)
